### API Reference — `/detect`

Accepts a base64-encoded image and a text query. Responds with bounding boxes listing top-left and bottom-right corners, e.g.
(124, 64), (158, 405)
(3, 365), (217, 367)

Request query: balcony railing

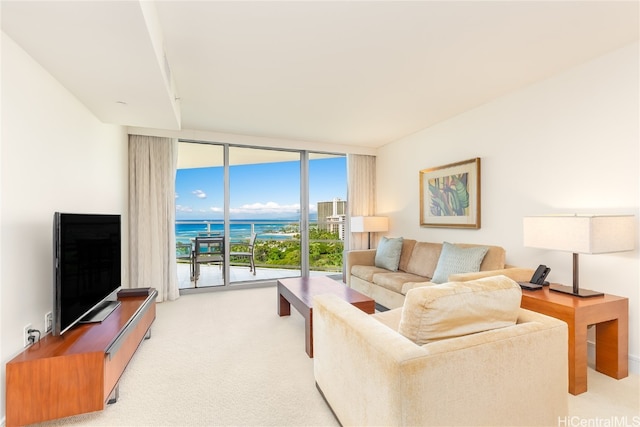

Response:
(175, 220), (344, 274)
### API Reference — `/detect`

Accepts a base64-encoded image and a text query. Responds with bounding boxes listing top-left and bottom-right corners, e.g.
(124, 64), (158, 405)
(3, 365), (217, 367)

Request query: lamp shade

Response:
(523, 214), (635, 254)
(350, 216), (389, 233)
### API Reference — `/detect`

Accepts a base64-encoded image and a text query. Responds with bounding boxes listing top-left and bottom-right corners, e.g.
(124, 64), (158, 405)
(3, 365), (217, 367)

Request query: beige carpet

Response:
(34, 286), (639, 426)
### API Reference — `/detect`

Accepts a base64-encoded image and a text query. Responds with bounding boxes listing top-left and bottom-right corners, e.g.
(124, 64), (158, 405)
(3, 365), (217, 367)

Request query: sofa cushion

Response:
(371, 307), (402, 330)
(404, 242), (442, 277)
(398, 275), (522, 345)
(372, 272), (431, 295)
(457, 243), (506, 271)
(397, 239), (417, 272)
(431, 242), (489, 284)
(351, 265), (391, 283)
(374, 236), (403, 271)
(401, 281), (435, 295)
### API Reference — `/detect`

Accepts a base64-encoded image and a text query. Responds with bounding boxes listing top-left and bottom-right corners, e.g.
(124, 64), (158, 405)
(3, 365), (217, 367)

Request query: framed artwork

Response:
(419, 157), (481, 228)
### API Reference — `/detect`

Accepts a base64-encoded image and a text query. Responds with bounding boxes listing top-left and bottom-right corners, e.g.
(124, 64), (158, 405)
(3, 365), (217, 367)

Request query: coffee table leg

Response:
(306, 309), (313, 358)
(278, 292), (291, 316)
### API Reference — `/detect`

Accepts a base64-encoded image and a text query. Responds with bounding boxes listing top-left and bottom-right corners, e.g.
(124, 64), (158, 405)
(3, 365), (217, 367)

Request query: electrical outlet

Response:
(23, 324), (33, 347)
(45, 312), (53, 334)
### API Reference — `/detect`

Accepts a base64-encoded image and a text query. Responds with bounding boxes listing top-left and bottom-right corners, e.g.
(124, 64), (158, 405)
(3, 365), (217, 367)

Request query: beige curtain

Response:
(347, 154), (377, 250)
(128, 135), (179, 302)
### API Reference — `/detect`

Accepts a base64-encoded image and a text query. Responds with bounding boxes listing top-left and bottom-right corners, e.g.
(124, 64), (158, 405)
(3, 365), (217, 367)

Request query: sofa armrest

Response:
(313, 293), (567, 426)
(448, 267), (535, 283)
(344, 249), (376, 286)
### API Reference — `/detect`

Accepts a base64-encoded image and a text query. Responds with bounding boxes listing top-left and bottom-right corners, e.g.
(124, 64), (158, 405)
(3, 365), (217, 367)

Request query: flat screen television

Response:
(53, 212), (122, 336)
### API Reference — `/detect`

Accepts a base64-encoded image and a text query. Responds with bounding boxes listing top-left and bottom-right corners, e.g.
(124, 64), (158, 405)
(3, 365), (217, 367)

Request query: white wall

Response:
(0, 33), (128, 422)
(377, 42), (640, 371)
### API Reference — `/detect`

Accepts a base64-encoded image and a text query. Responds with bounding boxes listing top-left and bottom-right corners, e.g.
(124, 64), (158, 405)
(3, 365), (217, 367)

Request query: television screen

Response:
(54, 213), (122, 336)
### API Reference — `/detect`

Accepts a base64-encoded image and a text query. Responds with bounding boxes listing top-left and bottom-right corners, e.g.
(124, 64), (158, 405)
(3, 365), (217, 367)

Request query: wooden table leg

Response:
(278, 292), (290, 316)
(306, 308), (313, 358)
(568, 319), (588, 395)
(596, 317), (628, 379)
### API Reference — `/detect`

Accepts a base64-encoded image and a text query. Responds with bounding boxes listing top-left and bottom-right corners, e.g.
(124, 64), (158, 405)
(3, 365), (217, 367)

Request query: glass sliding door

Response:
(308, 154), (347, 278)
(228, 147), (302, 283)
(175, 142), (348, 291)
(175, 142), (226, 289)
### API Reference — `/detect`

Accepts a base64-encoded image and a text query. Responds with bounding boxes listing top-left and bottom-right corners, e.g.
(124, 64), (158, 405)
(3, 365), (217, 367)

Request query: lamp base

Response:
(549, 284), (604, 298)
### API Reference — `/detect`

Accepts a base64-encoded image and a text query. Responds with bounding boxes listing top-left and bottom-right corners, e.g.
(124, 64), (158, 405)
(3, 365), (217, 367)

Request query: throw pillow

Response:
(374, 236), (404, 271)
(431, 242), (489, 284)
(398, 275), (522, 345)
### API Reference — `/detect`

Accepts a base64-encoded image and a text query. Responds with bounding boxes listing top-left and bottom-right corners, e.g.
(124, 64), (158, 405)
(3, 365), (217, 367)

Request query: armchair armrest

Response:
(448, 267), (535, 283)
(313, 294), (426, 425)
(343, 249), (376, 286)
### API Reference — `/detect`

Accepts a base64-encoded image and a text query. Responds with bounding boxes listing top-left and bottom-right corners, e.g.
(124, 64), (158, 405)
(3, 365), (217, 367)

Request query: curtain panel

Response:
(347, 154), (377, 250)
(128, 135), (179, 302)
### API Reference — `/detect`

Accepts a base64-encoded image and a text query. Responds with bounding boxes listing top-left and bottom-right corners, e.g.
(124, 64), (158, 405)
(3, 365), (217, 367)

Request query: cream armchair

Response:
(313, 280), (568, 426)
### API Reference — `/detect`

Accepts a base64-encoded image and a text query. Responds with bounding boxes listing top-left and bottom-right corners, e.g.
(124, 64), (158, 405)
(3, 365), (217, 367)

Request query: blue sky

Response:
(175, 156), (346, 220)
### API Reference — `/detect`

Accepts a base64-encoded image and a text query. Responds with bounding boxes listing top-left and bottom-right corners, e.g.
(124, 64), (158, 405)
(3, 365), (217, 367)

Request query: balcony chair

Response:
(230, 233), (257, 275)
(193, 236), (224, 286)
(176, 242), (194, 279)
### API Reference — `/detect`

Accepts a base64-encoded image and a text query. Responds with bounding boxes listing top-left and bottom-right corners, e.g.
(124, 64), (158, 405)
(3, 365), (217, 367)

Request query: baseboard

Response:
(629, 355), (639, 375)
(587, 341), (639, 375)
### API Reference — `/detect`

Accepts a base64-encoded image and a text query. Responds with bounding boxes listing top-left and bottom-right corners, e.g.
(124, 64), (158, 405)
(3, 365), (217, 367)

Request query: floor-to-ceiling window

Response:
(308, 153), (347, 276)
(229, 146), (302, 284)
(175, 141), (346, 291)
(175, 143), (225, 288)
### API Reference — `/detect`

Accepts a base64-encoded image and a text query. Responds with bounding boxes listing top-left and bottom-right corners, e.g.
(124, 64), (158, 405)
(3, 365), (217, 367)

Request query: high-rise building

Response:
(317, 198), (347, 240)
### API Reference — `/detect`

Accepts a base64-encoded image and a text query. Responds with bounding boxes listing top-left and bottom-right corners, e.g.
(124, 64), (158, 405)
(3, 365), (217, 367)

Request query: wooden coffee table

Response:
(277, 276), (375, 358)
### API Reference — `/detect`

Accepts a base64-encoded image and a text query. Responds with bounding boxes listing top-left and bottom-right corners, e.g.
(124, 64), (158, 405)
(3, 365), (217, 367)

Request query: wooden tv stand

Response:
(5, 288), (157, 426)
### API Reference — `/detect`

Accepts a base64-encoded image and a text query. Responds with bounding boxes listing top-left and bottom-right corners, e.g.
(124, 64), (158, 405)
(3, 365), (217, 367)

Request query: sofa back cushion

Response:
(397, 239), (417, 272)
(431, 242), (489, 284)
(398, 275), (521, 345)
(366, 239), (506, 279)
(403, 242), (442, 277)
(457, 243), (506, 271)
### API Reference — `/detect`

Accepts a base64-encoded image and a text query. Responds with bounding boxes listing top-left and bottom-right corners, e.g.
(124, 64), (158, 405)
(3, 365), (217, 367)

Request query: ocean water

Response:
(175, 220), (300, 244)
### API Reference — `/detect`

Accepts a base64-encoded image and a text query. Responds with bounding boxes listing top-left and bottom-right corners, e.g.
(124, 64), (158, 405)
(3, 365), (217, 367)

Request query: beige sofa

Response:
(313, 276), (569, 426)
(346, 239), (532, 309)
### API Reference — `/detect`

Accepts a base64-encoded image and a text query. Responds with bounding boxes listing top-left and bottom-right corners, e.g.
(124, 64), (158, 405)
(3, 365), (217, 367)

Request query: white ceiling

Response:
(2, 1), (638, 149)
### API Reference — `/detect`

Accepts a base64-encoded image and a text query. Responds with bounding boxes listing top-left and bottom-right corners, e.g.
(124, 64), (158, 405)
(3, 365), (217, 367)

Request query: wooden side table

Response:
(520, 285), (628, 395)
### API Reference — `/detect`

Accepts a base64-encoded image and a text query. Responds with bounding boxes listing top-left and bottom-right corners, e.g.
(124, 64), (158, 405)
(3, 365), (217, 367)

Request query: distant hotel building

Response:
(317, 198), (346, 240)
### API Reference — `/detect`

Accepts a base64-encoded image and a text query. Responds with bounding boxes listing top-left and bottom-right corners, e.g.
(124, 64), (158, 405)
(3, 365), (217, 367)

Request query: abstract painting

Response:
(420, 158), (481, 228)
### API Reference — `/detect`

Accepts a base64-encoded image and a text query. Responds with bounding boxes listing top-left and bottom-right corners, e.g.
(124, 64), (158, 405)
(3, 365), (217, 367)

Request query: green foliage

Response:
(255, 228), (343, 271)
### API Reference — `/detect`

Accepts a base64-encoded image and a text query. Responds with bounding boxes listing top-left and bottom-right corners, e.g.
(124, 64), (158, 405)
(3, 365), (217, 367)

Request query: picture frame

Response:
(419, 157), (481, 228)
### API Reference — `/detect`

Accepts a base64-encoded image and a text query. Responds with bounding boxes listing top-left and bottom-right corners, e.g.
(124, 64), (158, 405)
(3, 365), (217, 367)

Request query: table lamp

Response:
(523, 214), (635, 297)
(350, 216), (389, 249)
